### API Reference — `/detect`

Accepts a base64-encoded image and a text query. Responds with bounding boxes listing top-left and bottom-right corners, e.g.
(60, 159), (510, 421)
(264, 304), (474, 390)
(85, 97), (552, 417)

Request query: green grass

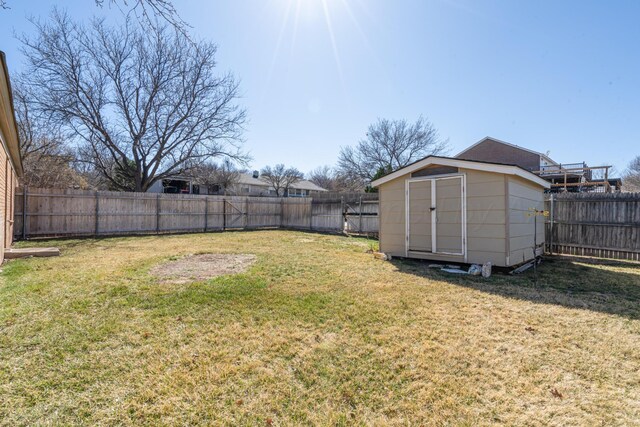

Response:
(1, 230), (639, 426)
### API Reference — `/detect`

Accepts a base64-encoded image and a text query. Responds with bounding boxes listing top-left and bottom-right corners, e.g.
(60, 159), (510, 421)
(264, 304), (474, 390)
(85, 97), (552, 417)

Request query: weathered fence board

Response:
(246, 197), (281, 229)
(311, 199), (343, 231)
(545, 192), (640, 261)
(14, 188), (379, 239)
(282, 198), (312, 229)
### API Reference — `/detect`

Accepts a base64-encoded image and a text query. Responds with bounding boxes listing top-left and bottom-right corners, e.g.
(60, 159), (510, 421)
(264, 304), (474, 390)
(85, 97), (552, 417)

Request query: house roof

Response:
(0, 51), (23, 177)
(237, 173), (327, 192)
(455, 136), (558, 166)
(371, 156), (551, 189)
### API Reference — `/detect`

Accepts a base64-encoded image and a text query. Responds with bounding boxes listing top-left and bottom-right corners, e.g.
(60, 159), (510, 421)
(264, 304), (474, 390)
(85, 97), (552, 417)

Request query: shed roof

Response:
(0, 51), (23, 177)
(371, 156), (551, 189)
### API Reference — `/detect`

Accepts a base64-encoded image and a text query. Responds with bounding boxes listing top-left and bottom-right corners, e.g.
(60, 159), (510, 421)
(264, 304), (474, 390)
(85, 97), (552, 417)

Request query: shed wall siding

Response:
(379, 177), (406, 255)
(508, 175), (545, 265)
(464, 169), (506, 265)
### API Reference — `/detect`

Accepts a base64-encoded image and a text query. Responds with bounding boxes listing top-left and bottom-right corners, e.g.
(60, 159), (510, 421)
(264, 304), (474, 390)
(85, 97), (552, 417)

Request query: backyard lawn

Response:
(1, 230), (639, 426)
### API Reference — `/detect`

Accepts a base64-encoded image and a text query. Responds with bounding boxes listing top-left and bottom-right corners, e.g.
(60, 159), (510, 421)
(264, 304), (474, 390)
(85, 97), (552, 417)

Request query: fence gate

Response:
(343, 198), (379, 235)
(223, 198), (246, 229)
(344, 201), (361, 233)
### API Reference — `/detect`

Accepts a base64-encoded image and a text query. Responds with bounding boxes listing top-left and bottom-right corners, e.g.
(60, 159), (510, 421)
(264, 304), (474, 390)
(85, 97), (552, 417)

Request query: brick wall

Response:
(6, 158), (15, 249)
(0, 146), (6, 263)
(0, 147), (17, 263)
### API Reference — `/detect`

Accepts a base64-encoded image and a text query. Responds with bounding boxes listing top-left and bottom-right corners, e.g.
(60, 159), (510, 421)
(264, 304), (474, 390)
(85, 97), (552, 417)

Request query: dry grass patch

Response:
(1, 230), (639, 425)
(150, 253), (257, 284)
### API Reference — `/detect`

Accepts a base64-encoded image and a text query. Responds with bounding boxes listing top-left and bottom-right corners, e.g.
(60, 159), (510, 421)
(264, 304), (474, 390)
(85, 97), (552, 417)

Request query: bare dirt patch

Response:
(150, 254), (257, 284)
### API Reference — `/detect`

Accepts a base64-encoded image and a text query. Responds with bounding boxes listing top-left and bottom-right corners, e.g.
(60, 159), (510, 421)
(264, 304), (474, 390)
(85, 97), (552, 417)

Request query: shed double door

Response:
(407, 176), (465, 255)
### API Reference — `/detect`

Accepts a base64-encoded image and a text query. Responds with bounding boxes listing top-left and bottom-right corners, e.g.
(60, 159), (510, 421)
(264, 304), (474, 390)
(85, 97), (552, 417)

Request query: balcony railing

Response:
(538, 162), (588, 175)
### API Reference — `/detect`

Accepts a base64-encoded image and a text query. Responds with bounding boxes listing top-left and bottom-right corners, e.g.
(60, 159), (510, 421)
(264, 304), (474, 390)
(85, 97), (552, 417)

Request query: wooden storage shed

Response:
(371, 156), (550, 267)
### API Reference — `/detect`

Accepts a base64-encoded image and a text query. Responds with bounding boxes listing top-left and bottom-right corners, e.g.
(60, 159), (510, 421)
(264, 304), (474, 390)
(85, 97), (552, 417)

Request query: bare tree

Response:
(623, 156), (640, 191)
(308, 166), (334, 191)
(308, 165), (365, 192)
(21, 154), (90, 189)
(14, 83), (88, 188)
(97, 0), (189, 36)
(13, 84), (65, 163)
(20, 10), (246, 192)
(192, 159), (240, 195)
(260, 164), (303, 197)
(3, 1), (187, 34)
(338, 116), (448, 182)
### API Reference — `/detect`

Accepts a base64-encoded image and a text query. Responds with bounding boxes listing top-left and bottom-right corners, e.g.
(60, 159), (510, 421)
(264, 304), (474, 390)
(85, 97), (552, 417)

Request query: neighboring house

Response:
(147, 171), (328, 197)
(455, 136), (558, 172)
(456, 136), (618, 192)
(230, 172), (328, 197)
(147, 177), (196, 194)
(0, 52), (24, 263)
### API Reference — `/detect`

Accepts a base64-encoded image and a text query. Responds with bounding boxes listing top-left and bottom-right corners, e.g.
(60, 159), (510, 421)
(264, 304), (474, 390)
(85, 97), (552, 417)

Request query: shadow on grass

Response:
(390, 256), (640, 320)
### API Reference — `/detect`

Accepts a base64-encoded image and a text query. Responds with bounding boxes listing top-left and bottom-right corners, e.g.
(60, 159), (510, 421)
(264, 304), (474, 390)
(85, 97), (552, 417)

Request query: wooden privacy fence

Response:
(14, 188), (640, 261)
(14, 188), (379, 239)
(545, 192), (640, 261)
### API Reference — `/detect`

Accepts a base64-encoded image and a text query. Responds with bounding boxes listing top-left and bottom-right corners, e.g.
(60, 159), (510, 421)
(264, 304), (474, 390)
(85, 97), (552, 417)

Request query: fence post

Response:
(204, 196), (208, 232)
(21, 185), (28, 240)
(341, 196), (345, 233)
(280, 198), (284, 228)
(156, 194), (161, 233)
(358, 196), (363, 233)
(95, 191), (100, 236)
(222, 197), (226, 231)
(549, 194), (554, 255)
(309, 198), (313, 230)
(245, 197), (249, 229)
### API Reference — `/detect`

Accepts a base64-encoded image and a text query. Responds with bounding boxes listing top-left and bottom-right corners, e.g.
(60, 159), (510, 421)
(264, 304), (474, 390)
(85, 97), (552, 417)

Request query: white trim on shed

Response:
(371, 156), (551, 189)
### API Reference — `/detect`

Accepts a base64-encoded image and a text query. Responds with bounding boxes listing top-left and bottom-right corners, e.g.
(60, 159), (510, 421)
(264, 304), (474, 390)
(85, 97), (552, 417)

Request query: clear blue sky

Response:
(1, 0), (639, 176)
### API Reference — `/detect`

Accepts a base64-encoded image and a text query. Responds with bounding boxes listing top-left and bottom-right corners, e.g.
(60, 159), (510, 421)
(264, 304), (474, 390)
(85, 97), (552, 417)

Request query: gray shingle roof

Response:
(237, 173), (327, 192)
